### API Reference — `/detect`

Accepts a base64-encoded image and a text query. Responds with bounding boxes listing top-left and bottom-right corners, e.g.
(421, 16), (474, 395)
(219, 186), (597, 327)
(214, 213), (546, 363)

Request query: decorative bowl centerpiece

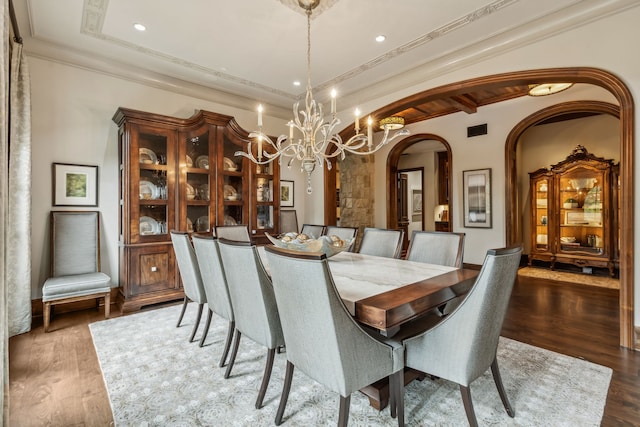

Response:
(265, 232), (353, 258)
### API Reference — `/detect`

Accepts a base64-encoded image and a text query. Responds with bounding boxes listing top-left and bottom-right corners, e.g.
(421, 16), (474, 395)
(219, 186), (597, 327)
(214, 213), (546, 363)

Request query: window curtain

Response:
(7, 33), (31, 337)
(2, 0), (32, 421)
(1, 0), (10, 421)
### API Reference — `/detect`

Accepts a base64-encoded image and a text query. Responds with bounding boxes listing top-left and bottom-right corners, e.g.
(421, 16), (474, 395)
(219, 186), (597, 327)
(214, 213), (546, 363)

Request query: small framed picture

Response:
(52, 163), (99, 207)
(463, 168), (492, 228)
(280, 180), (294, 207)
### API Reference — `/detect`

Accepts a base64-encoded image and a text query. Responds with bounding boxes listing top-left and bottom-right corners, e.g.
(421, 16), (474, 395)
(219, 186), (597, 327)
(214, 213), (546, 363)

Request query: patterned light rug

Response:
(518, 266), (619, 289)
(90, 304), (612, 426)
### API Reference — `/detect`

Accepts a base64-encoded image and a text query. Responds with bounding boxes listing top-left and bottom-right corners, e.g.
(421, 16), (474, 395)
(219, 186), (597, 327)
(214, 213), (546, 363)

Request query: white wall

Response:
(28, 6), (640, 326)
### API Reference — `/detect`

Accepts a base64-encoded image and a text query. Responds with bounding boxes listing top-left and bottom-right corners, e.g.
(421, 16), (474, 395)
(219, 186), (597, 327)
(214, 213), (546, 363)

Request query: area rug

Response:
(518, 266), (619, 289)
(90, 304), (612, 426)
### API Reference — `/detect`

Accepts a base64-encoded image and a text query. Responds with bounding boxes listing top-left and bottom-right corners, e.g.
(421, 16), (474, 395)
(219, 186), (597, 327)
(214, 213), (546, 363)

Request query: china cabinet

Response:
(113, 108), (279, 311)
(529, 145), (616, 276)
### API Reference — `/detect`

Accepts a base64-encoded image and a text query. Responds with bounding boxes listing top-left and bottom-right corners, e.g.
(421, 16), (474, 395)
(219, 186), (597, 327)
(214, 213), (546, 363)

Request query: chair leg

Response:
(256, 348), (276, 409)
(491, 358), (515, 417)
(43, 302), (51, 333)
(275, 361), (295, 425)
(176, 296), (189, 327)
(389, 373), (397, 418)
(189, 303), (204, 343)
(198, 309), (213, 347)
(391, 370), (405, 426)
(224, 330), (242, 379)
(338, 395), (351, 427)
(459, 385), (479, 427)
(218, 321), (235, 368)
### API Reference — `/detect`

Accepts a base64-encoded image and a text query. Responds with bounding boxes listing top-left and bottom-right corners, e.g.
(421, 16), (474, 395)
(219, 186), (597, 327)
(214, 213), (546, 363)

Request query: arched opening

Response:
(386, 134), (452, 239)
(327, 67), (634, 348)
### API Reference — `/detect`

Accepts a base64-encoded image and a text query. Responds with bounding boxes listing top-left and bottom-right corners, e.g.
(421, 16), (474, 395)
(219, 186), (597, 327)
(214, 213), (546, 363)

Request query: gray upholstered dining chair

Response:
(264, 245), (405, 427)
(42, 211), (111, 332)
(217, 238), (285, 409)
(358, 227), (404, 259)
(192, 234), (235, 364)
(170, 231), (208, 343)
(279, 209), (299, 234)
(400, 245), (522, 427)
(406, 231), (465, 268)
(323, 226), (358, 251)
(300, 223), (325, 238)
(214, 224), (251, 242)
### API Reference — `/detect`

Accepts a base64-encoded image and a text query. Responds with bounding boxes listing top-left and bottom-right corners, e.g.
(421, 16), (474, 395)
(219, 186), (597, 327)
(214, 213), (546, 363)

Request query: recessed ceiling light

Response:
(375, 35), (386, 42)
(293, 81), (301, 86)
(133, 23), (146, 32)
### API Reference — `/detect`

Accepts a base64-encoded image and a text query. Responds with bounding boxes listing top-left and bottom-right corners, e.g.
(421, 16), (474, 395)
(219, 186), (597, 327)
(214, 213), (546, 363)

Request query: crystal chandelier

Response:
(235, 0), (409, 193)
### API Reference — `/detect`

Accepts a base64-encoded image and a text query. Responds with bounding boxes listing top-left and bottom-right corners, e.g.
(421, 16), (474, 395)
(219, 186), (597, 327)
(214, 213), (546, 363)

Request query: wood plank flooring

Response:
(8, 275), (640, 426)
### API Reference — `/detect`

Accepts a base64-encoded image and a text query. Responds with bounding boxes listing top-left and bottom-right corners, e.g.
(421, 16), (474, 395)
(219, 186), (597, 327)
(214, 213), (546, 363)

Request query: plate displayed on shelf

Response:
(186, 183), (196, 200)
(139, 180), (159, 200)
(224, 215), (237, 226)
(186, 155), (193, 167)
(140, 216), (160, 235)
(186, 218), (194, 233)
(196, 216), (210, 232)
(223, 157), (237, 171)
(139, 148), (157, 165)
(224, 184), (238, 201)
(196, 155), (209, 170)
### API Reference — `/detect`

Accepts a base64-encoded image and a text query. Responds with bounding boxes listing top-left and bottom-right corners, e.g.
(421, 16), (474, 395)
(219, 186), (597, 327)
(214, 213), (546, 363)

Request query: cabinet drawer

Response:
(128, 245), (178, 295)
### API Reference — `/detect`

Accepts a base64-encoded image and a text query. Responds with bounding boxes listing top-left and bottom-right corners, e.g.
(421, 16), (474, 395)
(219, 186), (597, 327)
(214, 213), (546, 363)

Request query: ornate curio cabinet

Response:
(114, 108), (280, 311)
(529, 145), (617, 277)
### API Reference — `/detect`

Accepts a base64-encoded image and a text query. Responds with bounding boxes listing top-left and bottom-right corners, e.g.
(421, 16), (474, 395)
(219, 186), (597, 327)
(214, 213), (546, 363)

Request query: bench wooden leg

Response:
(43, 302), (51, 333)
(104, 292), (111, 319)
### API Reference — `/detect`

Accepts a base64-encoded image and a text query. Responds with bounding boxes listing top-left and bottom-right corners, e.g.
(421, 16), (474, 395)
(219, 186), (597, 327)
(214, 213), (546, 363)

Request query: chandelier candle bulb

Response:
(257, 104), (263, 127)
(355, 108), (360, 132)
(331, 89), (337, 114)
(367, 116), (373, 147)
(258, 134), (263, 160)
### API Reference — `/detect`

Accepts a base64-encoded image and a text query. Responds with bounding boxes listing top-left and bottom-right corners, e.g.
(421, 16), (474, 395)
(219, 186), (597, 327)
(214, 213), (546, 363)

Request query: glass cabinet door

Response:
(133, 129), (172, 242)
(182, 131), (213, 233)
(532, 176), (550, 253)
(557, 166), (606, 256)
(220, 134), (246, 227)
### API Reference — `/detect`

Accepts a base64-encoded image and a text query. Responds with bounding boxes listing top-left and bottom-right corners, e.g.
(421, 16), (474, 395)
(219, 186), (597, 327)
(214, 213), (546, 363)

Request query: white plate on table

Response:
(140, 216), (160, 235)
(139, 180), (159, 200)
(139, 148), (157, 164)
(196, 155), (209, 170)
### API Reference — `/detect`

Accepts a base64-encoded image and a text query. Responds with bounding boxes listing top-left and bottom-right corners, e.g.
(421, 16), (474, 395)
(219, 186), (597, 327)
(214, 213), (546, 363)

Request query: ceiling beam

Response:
(448, 94), (478, 114)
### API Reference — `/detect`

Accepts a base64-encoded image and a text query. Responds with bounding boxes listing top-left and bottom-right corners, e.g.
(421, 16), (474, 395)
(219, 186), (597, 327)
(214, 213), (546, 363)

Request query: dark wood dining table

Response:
(259, 248), (479, 409)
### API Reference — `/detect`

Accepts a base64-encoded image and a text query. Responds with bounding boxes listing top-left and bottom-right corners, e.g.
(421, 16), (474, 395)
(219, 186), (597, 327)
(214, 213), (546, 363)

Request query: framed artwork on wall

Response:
(280, 180), (294, 207)
(463, 168), (491, 228)
(53, 163), (99, 207)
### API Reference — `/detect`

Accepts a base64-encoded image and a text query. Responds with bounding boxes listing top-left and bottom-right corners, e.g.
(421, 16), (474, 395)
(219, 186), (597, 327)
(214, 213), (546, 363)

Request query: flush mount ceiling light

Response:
(379, 116), (405, 130)
(236, 0), (409, 194)
(528, 83), (574, 96)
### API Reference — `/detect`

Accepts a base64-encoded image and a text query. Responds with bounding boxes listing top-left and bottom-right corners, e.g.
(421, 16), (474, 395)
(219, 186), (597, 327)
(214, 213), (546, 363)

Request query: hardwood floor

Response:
(8, 275), (640, 426)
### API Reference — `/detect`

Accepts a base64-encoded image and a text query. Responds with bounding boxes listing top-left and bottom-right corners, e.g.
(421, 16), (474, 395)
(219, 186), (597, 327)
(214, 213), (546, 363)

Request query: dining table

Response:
(259, 248), (478, 336)
(258, 248), (479, 410)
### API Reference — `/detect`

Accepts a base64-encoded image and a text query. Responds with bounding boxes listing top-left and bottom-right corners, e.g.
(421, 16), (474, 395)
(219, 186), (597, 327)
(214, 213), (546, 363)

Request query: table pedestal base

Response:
(359, 368), (426, 410)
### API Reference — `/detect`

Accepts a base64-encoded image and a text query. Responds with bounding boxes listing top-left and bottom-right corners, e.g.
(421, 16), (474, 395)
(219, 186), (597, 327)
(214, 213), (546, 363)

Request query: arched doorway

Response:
(386, 134), (452, 235)
(326, 67), (634, 349)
